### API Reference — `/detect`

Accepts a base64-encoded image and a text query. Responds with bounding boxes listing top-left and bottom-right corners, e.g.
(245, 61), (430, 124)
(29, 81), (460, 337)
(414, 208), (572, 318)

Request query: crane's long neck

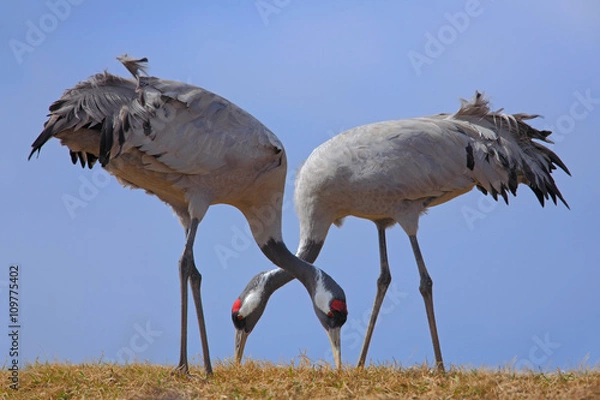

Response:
(259, 238), (317, 293)
(256, 235), (326, 296)
(242, 202), (319, 295)
(296, 237), (324, 264)
(296, 200), (331, 263)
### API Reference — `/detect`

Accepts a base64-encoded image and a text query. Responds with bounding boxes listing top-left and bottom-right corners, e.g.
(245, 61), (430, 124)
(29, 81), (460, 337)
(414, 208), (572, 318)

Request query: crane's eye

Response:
(237, 314), (244, 321)
(327, 311), (334, 317)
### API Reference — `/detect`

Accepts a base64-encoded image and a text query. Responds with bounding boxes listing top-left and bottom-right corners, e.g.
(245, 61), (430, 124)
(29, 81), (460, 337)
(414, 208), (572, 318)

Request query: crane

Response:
(231, 92), (570, 372)
(29, 55), (348, 375)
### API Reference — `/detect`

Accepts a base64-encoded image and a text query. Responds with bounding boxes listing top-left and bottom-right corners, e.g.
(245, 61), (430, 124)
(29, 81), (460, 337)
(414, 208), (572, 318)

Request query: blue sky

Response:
(1, 1), (599, 371)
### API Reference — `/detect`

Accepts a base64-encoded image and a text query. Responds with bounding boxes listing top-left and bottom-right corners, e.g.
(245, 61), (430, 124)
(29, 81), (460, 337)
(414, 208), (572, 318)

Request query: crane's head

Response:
(231, 270), (277, 365)
(310, 269), (347, 367)
(232, 269), (347, 368)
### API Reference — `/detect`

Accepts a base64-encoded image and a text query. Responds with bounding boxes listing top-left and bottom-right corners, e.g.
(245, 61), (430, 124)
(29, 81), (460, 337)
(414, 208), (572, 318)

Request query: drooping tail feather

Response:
(454, 91), (570, 209)
(28, 61), (139, 167)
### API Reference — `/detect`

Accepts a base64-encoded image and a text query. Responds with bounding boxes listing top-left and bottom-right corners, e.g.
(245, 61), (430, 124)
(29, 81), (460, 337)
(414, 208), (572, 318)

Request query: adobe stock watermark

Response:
(60, 92), (182, 219)
(461, 194), (499, 231)
(115, 320), (163, 363)
(62, 169), (111, 219)
(255, 0), (292, 26)
(513, 333), (561, 371)
(461, 88), (597, 230)
(213, 172), (296, 269)
(9, 0), (87, 65)
(322, 282), (408, 363)
(543, 89), (598, 143)
(214, 224), (255, 269)
(407, 0), (494, 77)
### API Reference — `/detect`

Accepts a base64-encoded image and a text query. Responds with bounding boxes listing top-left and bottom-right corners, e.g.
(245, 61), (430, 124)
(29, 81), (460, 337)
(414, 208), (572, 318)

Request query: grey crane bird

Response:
(29, 55), (348, 375)
(231, 92), (570, 372)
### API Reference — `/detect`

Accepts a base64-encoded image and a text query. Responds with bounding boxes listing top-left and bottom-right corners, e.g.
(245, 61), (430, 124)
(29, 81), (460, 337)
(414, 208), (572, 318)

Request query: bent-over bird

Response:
(29, 55), (348, 375)
(231, 92), (570, 372)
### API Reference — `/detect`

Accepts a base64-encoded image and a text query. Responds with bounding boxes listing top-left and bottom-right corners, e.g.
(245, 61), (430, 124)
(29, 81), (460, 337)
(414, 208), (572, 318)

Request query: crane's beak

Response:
(234, 329), (249, 364)
(327, 327), (342, 369)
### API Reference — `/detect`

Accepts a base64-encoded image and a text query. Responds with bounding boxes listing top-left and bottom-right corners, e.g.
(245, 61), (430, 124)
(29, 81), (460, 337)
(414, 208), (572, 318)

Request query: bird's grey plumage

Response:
(116, 54), (149, 78)
(30, 55), (348, 374)
(30, 66), (284, 177)
(232, 91), (570, 371)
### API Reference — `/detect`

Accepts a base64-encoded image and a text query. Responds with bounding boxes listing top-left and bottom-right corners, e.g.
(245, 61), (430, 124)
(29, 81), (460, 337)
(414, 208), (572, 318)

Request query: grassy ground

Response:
(2, 359), (600, 399)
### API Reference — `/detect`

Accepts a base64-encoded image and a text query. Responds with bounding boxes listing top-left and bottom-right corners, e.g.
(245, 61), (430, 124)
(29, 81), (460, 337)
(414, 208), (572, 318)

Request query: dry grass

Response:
(2, 358), (600, 400)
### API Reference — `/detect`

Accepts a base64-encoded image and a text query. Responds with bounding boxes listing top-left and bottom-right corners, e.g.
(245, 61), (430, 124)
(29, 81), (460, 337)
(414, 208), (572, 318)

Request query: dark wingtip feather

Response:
(29, 123), (56, 161)
(48, 99), (67, 113)
(530, 186), (546, 207)
(539, 129), (552, 138)
(550, 181), (570, 210)
(549, 150), (571, 176)
(28, 141), (45, 161)
(559, 195), (571, 210)
(549, 188), (558, 205)
(28, 148), (39, 161)
(456, 91), (570, 210)
(87, 153), (98, 169)
(99, 116), (114, 167)
(465, 143), (475, 170)
(499, 184), (509, 205)
(508, 169), (518, 196)
(77, 152), (86, 168)
(490, 186), (499, 201)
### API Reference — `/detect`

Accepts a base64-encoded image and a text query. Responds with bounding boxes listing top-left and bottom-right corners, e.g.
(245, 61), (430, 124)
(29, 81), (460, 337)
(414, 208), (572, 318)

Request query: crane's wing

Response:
(324, 119), (484, 202)
(297, 118), (481, 208)
(29, 71), (138, 168)
(114, 76), (282, 175)
(360, 92), (571, 208)
(308, 92), (569, 210)
(448, 92), (570, 207)
(30, 57), (283, 177)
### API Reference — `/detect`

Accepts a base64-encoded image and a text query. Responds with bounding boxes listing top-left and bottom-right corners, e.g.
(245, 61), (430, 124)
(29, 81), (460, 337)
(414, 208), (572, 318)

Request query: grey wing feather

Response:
(308, 91), (570, 211)
(30, 57), (283, 176)
(448, 91), (570, 207)
(117, 76), (280, 175)
(29, 72), (138, 167)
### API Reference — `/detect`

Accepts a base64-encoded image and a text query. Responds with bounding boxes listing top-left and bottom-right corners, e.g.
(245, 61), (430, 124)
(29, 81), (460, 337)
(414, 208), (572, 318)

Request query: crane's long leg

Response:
(174, 218), (212, 375)
(408, 234), (445, 373)
(357, 224), (391, 368)
(174, 223), (192, 374)
(188, 233), (212, 374)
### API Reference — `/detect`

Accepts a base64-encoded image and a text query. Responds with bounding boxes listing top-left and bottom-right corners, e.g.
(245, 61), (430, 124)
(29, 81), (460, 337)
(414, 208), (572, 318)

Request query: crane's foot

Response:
(172, 363), (190, 376)
(435, 361), (446, 374)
